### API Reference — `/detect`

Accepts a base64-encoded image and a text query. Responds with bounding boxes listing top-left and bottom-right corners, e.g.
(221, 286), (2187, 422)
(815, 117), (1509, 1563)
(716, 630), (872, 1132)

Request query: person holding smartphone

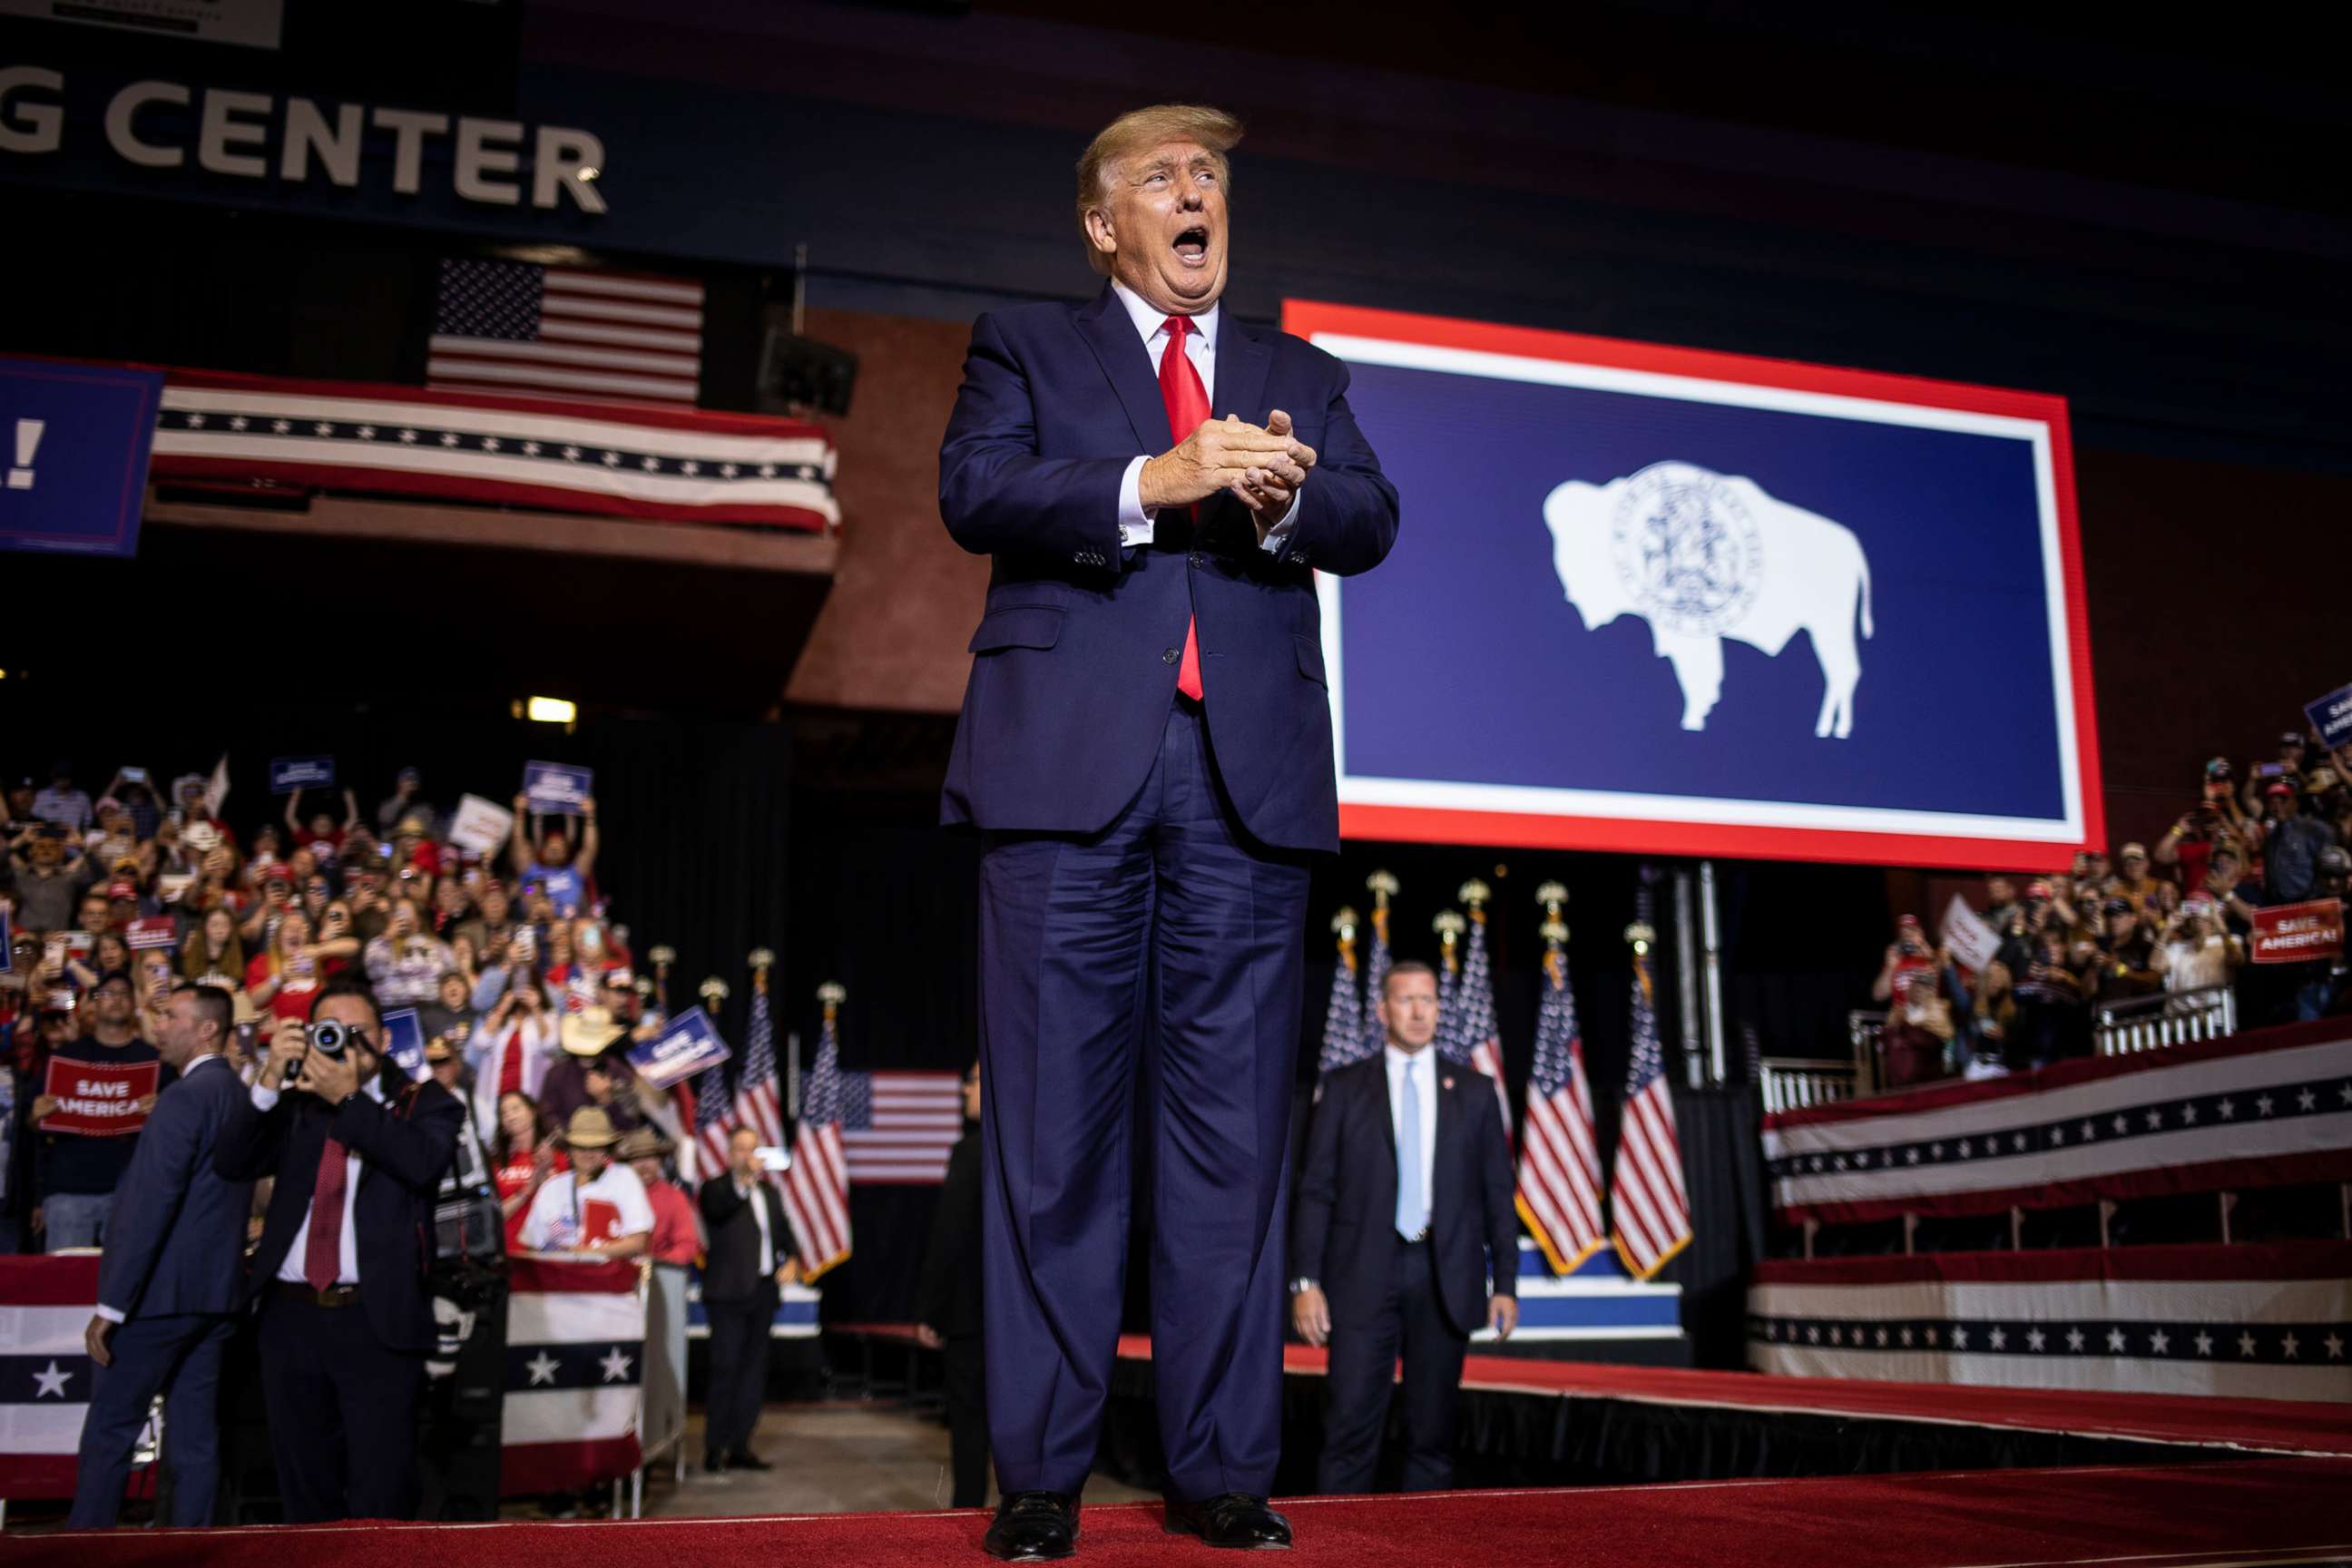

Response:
(696, 1125), (794, 1474)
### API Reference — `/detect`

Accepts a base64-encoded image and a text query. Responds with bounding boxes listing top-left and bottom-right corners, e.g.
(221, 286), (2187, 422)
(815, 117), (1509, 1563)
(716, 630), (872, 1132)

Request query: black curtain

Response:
(1662, 1088), (1773, 1368)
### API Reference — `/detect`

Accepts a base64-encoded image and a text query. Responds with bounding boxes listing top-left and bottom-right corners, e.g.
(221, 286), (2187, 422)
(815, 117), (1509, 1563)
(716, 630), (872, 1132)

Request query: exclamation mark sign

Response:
(6, 418), (41, 490)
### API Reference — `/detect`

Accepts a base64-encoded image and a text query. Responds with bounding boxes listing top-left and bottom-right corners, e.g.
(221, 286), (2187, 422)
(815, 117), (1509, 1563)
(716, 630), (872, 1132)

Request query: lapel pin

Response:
(1443, 1077), (1455, 1091)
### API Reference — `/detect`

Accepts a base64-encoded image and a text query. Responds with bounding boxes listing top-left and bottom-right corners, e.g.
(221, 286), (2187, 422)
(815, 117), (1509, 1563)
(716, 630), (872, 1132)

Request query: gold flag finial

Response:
(1457, 878), (1490, 908)
(1366, 869), (1398, 904)
(1329, 905), (1360, 940)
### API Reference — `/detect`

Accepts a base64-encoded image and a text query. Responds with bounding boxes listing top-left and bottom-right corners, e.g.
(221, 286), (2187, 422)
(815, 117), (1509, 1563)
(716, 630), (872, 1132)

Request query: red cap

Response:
(2265, 779), (2296, 797)
(107, 880), (139, 901)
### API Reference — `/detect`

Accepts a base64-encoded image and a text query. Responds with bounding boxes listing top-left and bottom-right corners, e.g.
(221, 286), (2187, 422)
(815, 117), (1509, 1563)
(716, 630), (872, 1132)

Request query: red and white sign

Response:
(2251, 899), (2345, 965)
(124, 916), (177, 952)
(39, 1058), (160, 1136)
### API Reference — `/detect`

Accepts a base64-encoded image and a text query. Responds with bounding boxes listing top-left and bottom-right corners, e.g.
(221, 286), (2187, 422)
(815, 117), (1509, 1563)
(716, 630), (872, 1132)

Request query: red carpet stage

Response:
(21, 1458), (2352, 1568)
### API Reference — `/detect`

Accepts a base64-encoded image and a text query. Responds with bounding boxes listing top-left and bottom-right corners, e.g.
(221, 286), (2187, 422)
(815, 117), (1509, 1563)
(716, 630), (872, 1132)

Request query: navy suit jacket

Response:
(1291, 1054), (1518, 1338)
(214, 1066), (464, 1354)
(94, 1055), (253, 1320)
(939, 283), (1399, 852)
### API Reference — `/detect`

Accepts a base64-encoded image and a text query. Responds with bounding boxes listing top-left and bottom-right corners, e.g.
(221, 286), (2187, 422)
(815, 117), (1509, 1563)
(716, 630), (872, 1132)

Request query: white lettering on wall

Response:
(3, 70), (612, 215)
(0, 66), (64, 155)
(104, 79), (189, 169)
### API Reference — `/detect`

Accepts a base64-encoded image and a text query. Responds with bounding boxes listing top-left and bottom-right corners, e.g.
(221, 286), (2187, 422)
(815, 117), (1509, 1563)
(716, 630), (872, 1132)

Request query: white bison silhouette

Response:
(1542, 462), (1873, 738)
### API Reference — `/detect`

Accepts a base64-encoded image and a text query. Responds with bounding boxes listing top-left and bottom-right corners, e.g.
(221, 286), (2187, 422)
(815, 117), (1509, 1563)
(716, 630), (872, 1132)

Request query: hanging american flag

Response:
(1318, 906), (1373, 1077)
(1611, 886), (1691, 1280)
(836, 1071), (965, 1183)
(1515, 896), (1605, 1274)
(1359, 872), (1396, 1062)
(1450, 885), (1513, 1133)
(429, 259), (704, 405)
(781, 984), (853, 1280)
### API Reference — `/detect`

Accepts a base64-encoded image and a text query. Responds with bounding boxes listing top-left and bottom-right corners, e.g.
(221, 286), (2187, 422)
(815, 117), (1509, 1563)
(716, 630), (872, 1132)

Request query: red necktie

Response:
(304, 1136), (348, 1290)
(1159, 315), (1210, 703)
(497, 1025), (524, 1097)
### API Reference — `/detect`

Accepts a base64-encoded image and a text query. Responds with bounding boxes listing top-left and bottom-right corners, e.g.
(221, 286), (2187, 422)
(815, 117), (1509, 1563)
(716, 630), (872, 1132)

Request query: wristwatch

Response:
(1287, 1277), (1318, 1295)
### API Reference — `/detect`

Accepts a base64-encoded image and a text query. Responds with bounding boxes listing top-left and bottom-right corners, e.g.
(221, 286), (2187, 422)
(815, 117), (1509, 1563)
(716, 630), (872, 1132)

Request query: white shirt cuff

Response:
(250, 1083), (281, 1111)
(1259, 486), (1301, 554)
(1117, 455), (1154, 546)
(95, 1304), (126, 1324)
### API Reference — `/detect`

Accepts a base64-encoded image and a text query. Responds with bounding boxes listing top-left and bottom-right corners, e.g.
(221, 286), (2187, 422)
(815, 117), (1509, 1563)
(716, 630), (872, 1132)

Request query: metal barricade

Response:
(2094, 984), (2236, 1056)
(1759, 1058), (1857, 1114)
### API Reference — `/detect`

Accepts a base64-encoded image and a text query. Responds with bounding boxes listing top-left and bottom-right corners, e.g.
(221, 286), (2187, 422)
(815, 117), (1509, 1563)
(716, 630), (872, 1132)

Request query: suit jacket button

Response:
(1162, 648), (1180, 664)
(1189, 552), (1206, 568)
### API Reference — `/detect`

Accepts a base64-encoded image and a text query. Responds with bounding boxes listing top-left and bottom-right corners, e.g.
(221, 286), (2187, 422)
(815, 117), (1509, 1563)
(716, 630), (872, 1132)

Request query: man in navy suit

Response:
(69, 983), (254, 1528)
(939, 103), (1398, 1560)
(215, 976), (464, 1522)
(1289, 962), (1518, 1494)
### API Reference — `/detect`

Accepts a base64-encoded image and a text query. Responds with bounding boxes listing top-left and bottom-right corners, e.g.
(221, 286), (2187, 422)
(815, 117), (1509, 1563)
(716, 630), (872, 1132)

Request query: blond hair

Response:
(1075, 104), (1243, 278)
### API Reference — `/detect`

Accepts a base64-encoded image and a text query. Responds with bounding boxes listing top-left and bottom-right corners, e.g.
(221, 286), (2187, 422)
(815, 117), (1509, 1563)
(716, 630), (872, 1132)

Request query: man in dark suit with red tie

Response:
(1289, 962), (1519, 1494)
(215, 976), (464, 1522)
(939, 103), (1399, 1560)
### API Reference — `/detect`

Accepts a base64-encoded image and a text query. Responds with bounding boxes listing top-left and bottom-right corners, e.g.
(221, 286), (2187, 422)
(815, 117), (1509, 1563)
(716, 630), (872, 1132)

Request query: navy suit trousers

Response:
(68, 1312), (235, 1528)
(978, 701), (1310, 1501)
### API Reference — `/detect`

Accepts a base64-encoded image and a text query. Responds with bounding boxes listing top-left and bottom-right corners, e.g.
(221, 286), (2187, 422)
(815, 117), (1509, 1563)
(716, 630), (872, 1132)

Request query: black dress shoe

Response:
(730, 1450), (774, 1471)
(1164, 1494), (1292, 1550)
(985, 1491), (1080, 1561)
(701, 1455), (728, 1475)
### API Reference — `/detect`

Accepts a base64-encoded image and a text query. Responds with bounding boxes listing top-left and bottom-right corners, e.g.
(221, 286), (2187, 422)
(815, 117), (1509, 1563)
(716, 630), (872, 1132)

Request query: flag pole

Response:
(787, 1031), (801, 1122)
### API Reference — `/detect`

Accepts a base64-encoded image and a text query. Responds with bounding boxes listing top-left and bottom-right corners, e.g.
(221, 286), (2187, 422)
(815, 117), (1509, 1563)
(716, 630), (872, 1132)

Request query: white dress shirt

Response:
(1383, 1044), (1439, 1230)
(95, 1052), (230, 1322)
(736, 1177), (777, 1276)
(254, 1073), (386, 1287)
(1109, 279), (1298, 554)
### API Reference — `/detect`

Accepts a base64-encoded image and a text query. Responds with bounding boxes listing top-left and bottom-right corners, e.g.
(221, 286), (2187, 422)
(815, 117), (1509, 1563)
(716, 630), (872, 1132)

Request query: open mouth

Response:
(1171, 226), (1210, 267)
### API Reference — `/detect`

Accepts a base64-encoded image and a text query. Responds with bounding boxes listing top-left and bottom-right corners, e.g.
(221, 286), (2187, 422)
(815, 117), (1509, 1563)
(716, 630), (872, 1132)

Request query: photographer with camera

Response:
(213, 975), (464, 1521)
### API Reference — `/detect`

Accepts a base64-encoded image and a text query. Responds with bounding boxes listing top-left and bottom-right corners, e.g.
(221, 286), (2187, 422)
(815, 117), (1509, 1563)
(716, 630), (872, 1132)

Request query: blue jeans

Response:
(43, 1190), (114, 1250)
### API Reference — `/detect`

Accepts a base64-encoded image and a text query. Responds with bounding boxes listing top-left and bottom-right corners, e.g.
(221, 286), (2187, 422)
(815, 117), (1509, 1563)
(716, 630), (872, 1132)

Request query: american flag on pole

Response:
(1515, 903), (1605, 1274)
(429, 259), (703, 405)
(686, 1045), (733, 1189)
(1447, 886), (1513, 1133)
(1611, 887), (1692, 1280)
(780, 985), (852, 1280)
(1432, 908), (1465, 1054)
(1358, 872), (1396, 1062)
(1318, 906), (1373, 1077)
(732, 975), (788, 1152)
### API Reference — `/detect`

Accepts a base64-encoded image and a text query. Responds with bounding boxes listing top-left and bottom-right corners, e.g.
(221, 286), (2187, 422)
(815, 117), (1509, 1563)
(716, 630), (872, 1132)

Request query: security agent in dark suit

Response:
(1289, 961), (1518, 1494)
(697, 1123), (793, 1474)
(917, 1062), (987, 1507)
(214, 975), (465, 1522)
(71, 983), (255, 1528)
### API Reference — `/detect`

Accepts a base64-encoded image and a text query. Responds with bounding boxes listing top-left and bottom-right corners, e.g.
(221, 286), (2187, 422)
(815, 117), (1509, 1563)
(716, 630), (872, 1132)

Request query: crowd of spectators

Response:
(0, 757), (698, 1257)
(1871, 729), (2352, 1086)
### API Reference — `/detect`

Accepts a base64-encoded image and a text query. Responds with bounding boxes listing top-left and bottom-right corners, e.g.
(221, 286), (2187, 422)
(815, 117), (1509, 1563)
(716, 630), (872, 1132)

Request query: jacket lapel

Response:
(1075, 283), (1173, 455)
(1210, 315), (1272, 426)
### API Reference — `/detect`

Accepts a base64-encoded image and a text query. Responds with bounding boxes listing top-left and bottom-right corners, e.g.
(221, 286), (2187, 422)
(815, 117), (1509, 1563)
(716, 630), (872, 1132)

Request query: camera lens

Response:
(309, 1020), (348, 1056)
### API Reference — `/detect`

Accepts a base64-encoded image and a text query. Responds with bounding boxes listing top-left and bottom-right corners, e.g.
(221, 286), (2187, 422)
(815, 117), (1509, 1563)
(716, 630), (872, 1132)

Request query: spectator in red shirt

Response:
(620, 1127), (701, 1267)
(490, 1090), (568, 1252)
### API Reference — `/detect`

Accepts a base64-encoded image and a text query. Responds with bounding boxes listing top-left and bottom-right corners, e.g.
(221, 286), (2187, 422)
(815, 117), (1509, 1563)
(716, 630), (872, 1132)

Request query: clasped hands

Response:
(1139, 409), (1317, 529)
